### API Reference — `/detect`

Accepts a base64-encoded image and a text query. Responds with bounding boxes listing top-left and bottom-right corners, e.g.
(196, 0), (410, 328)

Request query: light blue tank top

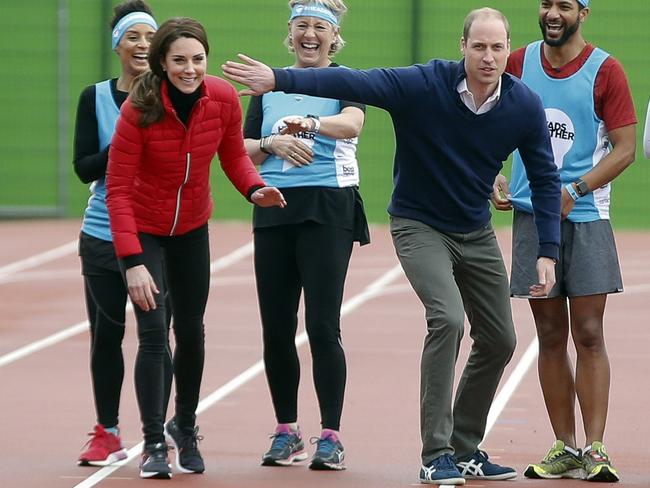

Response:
(510, 41), (611, 222)
(259, 91), (359, 188)
(80, 80), (120, 241)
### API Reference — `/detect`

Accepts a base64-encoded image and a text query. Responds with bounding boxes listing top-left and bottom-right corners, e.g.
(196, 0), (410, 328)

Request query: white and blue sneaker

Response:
(419, 453), (465, 485)
(309, 430), (345, 471)
(455, 450), (517, 480)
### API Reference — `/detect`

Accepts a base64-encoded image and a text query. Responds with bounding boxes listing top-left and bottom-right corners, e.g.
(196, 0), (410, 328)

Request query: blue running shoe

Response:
(309, 430), (345, 471)
(456, 450), (517, 480)
(419, 454), (465, 485)
(261, 425), (308, 466)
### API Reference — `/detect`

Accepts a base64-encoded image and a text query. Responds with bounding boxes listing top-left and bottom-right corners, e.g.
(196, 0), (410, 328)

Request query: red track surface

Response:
(0, 219), (648, 487)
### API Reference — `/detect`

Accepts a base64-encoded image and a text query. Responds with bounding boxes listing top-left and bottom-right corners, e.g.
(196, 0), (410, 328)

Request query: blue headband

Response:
(577, 0), (589, 6)
(289, 4), (339, 26)
(111, 12), (157, 50)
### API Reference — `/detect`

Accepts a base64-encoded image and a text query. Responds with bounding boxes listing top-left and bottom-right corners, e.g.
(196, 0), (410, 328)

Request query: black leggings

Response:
(254, 222), (353, 431)
(80, 233), (172, 429)
(127, 225), (210, 444)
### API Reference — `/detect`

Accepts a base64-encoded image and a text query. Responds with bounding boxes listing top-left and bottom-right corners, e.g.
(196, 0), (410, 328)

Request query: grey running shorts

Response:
(510, 210), (623, 298)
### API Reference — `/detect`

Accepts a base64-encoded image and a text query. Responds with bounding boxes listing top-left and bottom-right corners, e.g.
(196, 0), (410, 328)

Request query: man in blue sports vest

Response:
(492, 0), (636, 482)
(224, 7), (562, 486)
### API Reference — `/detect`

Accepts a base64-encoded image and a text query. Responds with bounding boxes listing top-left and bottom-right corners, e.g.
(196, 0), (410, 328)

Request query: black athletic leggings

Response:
(254, 222), (353, 431)
(126, 224), (210, 445)
(80, 232), (172, 429)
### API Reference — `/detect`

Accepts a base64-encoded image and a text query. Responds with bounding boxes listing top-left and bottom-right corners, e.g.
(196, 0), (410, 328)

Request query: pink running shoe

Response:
(78, 424), (128, 466)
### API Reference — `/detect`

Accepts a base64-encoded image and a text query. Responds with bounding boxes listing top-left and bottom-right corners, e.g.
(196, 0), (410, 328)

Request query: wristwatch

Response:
(575, 178), (590, 197)
(305, 114), (321, 133)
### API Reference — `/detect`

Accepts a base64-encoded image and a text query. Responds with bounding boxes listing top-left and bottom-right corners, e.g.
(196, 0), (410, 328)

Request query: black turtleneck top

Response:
(166, 78), (202, 126)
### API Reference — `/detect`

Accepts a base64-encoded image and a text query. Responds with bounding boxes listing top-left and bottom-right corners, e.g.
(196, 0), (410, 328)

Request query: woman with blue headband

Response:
(73, 0), (164, 468)
(242, 0), (367, 471)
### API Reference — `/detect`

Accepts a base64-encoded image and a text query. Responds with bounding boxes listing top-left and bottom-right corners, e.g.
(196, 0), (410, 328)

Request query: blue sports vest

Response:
(80, 80), (120, 241)
(259, 91), (359, 188)
(510, 41), (611, 222)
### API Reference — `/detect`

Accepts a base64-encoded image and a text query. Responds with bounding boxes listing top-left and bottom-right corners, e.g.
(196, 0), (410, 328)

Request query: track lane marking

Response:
(0, 240), (78, 284)
(72, 264), (405, 487)
(0, 242), (253, 368)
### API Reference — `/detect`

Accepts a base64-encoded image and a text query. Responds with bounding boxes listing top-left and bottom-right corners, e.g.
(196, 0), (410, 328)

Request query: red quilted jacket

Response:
(106, 76), (264, 259)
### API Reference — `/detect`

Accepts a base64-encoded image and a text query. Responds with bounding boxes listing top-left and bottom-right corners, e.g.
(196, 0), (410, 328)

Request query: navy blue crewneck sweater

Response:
(273, 59), (561, 260)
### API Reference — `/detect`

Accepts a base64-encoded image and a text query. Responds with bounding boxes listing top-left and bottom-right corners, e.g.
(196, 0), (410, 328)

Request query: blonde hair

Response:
(285, 0), (347, 56)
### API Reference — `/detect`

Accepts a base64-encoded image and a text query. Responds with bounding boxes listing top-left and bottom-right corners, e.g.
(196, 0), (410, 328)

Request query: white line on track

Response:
(72, 264), (405, 488)
(0, 241), (254, 369)
(0, 240), (78, 284)
(50, 246), (650, 488)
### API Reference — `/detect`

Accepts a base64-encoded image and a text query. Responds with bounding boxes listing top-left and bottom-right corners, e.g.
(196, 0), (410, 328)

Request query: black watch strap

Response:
(575, 178), (590, 197)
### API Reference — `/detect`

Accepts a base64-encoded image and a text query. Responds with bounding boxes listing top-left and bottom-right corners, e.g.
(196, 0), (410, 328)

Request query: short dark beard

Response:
(539, 17), (580, 47)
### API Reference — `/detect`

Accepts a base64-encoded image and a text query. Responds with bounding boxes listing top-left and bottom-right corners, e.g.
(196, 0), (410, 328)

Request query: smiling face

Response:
(115, 23), (156, 78)
(289, 16), (337, 68)
(461, 15), (510, 91)
(539, 0), (586, 47)
(160, 36), (206, 94)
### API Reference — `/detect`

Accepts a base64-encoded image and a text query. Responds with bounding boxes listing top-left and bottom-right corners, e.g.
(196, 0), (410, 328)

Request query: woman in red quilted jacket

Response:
(106, 17), (285, 479)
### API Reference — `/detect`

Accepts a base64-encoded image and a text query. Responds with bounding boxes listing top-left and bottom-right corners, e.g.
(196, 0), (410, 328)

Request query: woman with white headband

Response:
(73, 0), (164, 469)
(242, 0), (367, 471)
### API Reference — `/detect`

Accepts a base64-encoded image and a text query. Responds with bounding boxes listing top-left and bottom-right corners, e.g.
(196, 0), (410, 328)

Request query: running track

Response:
(0, 219), (648, 487)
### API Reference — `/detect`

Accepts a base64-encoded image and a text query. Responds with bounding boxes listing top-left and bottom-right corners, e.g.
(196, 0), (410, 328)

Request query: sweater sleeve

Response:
(73, 85), (110, 184)
(217, 87), (266, 197)
(517, 92), (561, 261)
(273, 64), (428, 113)
(105, 102), (145, 259)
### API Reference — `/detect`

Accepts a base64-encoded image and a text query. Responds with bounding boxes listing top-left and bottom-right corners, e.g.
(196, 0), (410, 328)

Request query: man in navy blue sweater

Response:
(224, 7), (560, 485)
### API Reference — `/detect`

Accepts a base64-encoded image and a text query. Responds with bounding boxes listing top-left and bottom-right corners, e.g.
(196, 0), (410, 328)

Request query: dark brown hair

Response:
(130, 17), (209, 127)
(110, 0), (154, 30)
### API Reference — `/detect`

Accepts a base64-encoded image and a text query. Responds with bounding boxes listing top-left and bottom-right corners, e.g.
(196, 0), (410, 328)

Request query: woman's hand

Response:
(267, 134), (313, 167)
(251, 187), (287, 208)
(281, 116), (316, 135)
(125, 264), (158, 312)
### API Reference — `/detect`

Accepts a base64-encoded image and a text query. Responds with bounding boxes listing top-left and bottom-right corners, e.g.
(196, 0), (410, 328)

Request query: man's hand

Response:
(491, 173), (512, 211)
(560, 186), (576, 220)
(529, 257), (556, 298)
(251, 187), (287, 208)
(125, 264), (158, 312)
(222, 54), (276, 96)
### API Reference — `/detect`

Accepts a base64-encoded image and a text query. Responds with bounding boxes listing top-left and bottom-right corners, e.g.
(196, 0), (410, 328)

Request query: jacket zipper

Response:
(170, 151), (191, 236)
(168, 95), (201, 236)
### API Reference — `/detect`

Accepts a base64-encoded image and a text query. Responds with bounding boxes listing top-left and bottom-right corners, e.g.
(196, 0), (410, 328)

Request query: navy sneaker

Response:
(419, 453), (465, 485)
(309, 430), (346, 471)
(164, 418), (205, 474)
(456, 450), (517, 480)
(140, 442), (172, 479)
(261, 425), (308, 466)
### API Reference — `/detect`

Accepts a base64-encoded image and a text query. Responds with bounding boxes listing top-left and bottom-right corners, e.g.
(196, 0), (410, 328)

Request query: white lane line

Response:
(484, 283), (650, 437)
(0, 240), (78, 283)
(0, 242), (253, 369)
(72, 264), (405, 488)
(485, 337), (539, 437)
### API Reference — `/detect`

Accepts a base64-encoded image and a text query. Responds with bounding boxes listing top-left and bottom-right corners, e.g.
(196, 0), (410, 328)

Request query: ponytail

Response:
(130, 71), (165, 127)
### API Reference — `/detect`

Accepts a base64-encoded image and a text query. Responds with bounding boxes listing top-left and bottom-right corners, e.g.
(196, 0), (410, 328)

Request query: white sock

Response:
(564, 445), (580, 456)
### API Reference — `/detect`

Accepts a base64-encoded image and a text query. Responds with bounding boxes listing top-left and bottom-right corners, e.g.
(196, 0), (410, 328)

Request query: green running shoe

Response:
(583, 441), (620, 482)
(524, 440), (584, 479)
